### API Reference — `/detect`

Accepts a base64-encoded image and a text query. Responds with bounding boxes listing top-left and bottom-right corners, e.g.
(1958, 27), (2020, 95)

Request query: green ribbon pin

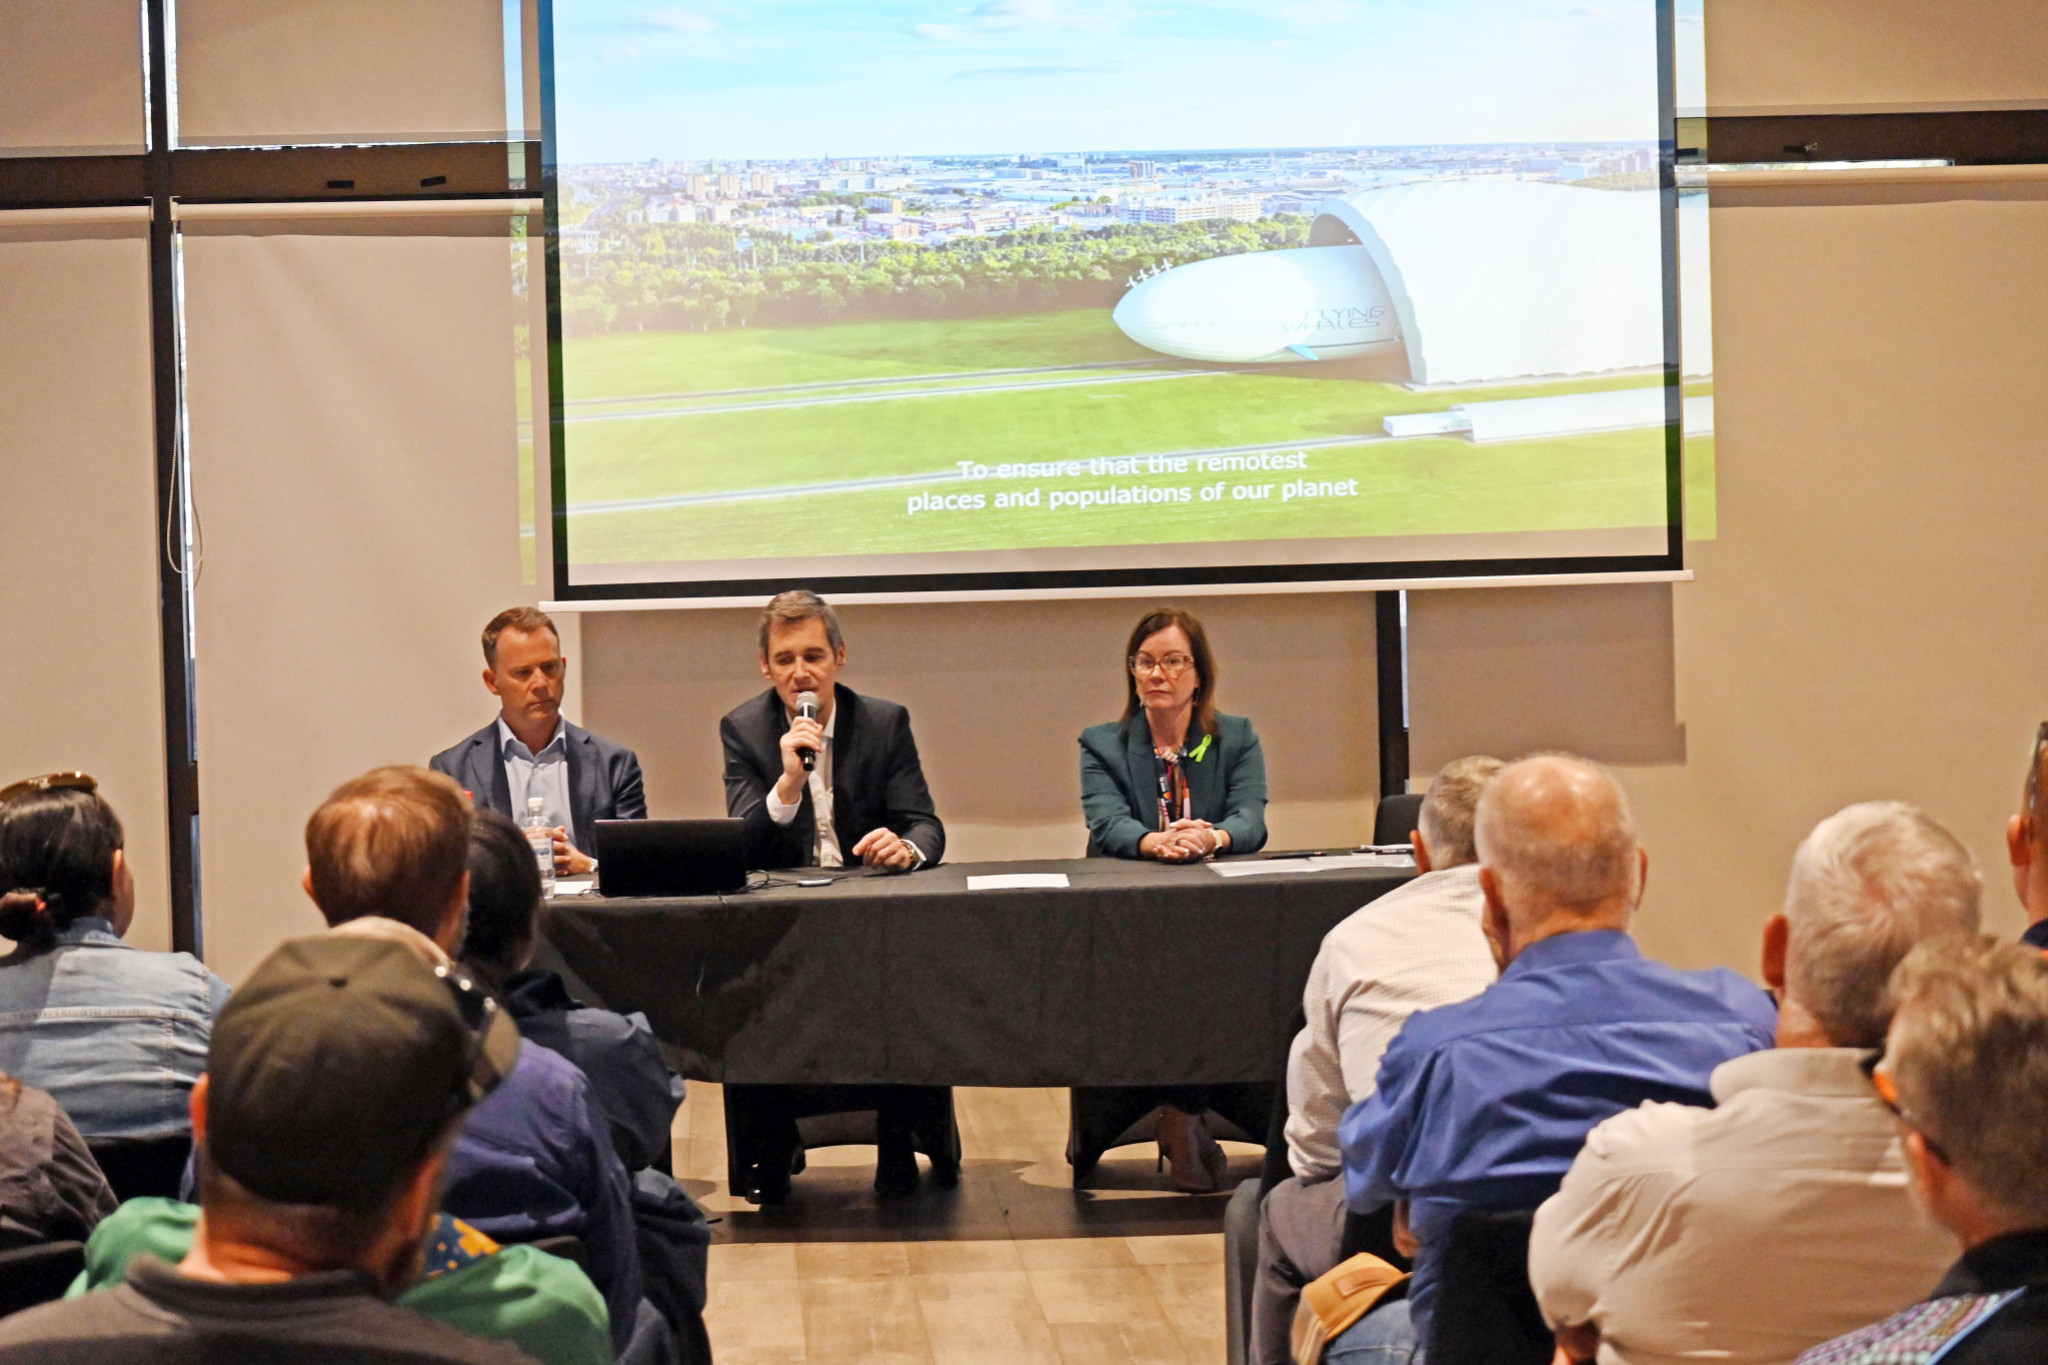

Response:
(1190, 735), (1212, 763)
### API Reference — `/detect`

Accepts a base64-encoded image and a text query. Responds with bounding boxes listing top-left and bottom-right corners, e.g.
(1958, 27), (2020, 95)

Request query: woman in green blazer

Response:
(1071, 606), (1270, 1191)
(1079, 608), (1268, 860)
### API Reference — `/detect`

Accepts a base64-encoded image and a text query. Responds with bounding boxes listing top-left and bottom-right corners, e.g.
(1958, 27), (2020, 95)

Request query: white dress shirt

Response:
(1529, 1047), (1957, 1365)
(497, 715), (574, 849)
(764, 707), (843, 868)
(1284, 862), (1496, 1181)
(761, 706), (925, 869)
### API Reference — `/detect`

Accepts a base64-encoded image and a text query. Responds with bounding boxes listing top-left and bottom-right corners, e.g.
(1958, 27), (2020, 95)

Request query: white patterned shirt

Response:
(1529, 1048), (1956, 1365)
(1284, 862), (1496, 1181)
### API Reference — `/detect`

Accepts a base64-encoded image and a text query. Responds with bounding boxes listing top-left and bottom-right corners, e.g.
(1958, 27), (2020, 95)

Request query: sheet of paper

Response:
(1307, 852), (1416, 870)
(1209, 853), (1414, 878)
(1208, 858), (1320, 877)
(551, 878), (596, 897)
(966, 873), (1072, 890)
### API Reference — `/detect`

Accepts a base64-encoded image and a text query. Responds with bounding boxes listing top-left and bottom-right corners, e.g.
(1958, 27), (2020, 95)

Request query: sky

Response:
(550, 0), (1668, 164)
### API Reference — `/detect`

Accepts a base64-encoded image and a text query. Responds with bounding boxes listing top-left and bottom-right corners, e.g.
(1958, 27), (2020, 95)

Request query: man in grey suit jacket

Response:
(431, 607), (645, 874)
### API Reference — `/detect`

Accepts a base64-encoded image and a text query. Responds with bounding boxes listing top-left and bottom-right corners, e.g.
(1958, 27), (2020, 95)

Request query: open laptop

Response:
(592, 818), (748, 897)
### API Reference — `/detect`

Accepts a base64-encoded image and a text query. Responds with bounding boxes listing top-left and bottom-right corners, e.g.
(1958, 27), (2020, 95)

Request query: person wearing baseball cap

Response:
(299, 767), (645, 1353)
(0, 934), (535, 1365)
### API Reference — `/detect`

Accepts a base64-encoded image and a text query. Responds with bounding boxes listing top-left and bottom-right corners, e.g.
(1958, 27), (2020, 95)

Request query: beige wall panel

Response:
(579, 593), (1381, 862)
(0, 222), (170, 949)
(1704, 0), (2048, 113)
(182, 223), (524, 982)
(0, 0), (145, 153)
(1412, 184), (2048, 974)
(175, 0), (508, 145)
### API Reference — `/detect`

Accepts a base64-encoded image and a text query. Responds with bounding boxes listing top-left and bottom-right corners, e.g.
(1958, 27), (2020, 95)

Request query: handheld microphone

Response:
(796, 690), (819, 772)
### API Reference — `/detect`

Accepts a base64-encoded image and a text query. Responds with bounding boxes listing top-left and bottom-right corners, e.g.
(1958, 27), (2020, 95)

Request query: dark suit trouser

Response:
(722, 1083), (957, 1195)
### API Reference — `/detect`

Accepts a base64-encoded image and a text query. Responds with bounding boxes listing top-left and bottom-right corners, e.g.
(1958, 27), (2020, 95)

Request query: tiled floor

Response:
(671, 1082), (1261, 1365)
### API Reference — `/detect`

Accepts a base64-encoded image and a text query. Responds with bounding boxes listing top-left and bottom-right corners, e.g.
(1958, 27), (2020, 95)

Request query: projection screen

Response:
(544, 0), (1695, 601)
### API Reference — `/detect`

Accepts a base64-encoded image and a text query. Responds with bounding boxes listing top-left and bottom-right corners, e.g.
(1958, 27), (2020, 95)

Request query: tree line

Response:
(558, 217), (1314, 337)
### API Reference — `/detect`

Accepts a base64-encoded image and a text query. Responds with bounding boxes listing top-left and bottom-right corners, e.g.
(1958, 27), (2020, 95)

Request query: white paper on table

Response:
(1307, 852), (1416, 870)
(966, 873), (1072, 891)
(551, 878), (596, 896)
(1208, 858), (1320, 877)
(1209, 853), (1414, 878)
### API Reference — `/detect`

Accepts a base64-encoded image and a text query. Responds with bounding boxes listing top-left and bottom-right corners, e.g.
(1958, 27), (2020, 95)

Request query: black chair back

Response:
(1422, 1207), (1549, 1365)
(1257, 1006), (1308, 1196)
(1338, 1202), (1412, 1272)
(0, 1241), (86, 1318)
(1371, 794), (1425, 847)
(87, 1133), (194, 1204)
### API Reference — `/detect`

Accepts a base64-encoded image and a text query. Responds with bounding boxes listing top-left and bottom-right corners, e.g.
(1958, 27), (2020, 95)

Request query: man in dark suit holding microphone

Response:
(430, 606), (646, 874)
(718, 589), (953, 1202)
(719, 589), (943, 872)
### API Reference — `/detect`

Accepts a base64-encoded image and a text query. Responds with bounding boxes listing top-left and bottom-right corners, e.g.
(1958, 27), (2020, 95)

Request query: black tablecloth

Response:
(543, 856), (1412, 1088)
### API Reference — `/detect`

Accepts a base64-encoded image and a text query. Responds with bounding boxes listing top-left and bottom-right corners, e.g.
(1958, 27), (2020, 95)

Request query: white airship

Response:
(1110, 244), (1406, 365)
(1111, 179), (1710, 386)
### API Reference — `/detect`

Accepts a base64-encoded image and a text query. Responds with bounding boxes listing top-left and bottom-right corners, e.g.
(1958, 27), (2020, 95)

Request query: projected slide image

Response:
(550, 1), (1685, 588)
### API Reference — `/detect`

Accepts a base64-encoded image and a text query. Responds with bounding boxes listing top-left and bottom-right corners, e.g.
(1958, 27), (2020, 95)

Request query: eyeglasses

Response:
(0, 772), (97, 805)
(1129, 653), (1196, 679)
(1858, 1045), (1951, 1165)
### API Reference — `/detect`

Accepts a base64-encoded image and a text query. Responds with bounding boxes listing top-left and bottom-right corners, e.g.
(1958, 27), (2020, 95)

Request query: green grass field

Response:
(555, 308), (1708, 566)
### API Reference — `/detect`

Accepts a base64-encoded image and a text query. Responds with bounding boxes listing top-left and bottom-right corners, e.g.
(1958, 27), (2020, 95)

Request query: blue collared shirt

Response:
(499, 715), (575, 849)
(1339, 928), (1776, 1341)
(0, 917), (230, 1140)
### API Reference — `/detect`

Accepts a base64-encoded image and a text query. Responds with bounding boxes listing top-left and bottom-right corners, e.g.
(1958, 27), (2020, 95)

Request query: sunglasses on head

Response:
(1858, 1044), (1951, 1165)
(432, 964), (517, 1109)
(0, 773), (97, 805)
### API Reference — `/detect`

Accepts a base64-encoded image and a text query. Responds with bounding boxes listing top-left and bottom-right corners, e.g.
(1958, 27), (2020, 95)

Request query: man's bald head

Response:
(1475, 755), (1644, 934)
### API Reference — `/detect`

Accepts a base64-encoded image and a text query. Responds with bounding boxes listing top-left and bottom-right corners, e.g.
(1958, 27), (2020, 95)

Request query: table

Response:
(543, 856), (1413, 1089)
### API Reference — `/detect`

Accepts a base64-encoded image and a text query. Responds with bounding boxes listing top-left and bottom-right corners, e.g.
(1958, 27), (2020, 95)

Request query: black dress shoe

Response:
(919, 1119), (962, 1190)
(746, 1163), (792, 1206)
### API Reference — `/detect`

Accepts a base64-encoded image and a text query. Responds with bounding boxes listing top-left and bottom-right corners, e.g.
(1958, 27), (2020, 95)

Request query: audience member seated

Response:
(101, 919), (610, 1365)
(0, 934), (539, 1365)
(1794, 938), (2048, 1364)
(1532, 800), (1977, 1365)
(464, 811), (684, 1172)
(301, 767), (645, 1353)
(70, 1195), (610, 1365)
(1252, 756), (1503, 1365)
(1329, 755), (1778, 1359)
(432, 606), (647, 877)
(2004, 723), (2048, 949)
(464, 809), (711, 1364)
(0, 1069), (115, 1250)
(0, 774), (227, 1145)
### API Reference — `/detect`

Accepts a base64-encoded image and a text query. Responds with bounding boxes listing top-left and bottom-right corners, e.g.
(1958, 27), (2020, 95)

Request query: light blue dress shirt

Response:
(0, 916), (230, 1140)
(1338, 928), (1777, 1344)
(499, 715), (575, 849)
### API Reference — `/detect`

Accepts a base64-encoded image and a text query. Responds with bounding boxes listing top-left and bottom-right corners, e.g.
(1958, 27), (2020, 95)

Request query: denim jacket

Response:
(0, 918), (229, 1140)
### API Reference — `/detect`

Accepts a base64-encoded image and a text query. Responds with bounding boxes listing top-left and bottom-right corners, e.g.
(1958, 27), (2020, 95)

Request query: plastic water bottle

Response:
(525, 796), (556, 897)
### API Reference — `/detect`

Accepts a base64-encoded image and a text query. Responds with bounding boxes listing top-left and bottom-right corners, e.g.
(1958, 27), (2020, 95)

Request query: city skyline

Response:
(552, 0), (1665, 164)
